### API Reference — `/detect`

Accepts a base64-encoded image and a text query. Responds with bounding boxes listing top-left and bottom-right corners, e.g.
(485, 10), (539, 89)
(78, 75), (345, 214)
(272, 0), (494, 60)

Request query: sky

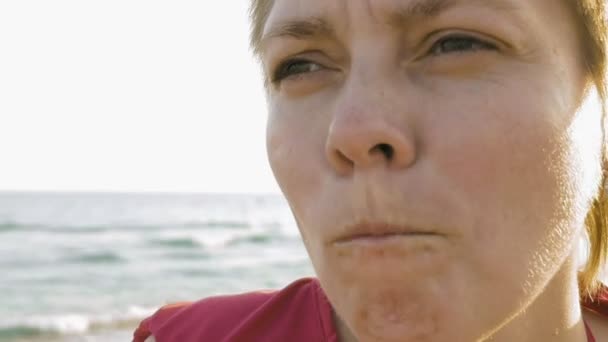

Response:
(0, 1), (279, 194)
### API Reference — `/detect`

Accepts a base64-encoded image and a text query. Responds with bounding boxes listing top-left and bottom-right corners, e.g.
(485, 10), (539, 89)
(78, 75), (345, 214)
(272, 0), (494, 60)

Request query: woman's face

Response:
(262, 0), (604, 341)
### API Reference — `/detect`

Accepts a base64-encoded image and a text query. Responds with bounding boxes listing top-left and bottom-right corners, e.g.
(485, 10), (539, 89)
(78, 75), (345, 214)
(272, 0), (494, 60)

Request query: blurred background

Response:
(0, 1), (314, 341)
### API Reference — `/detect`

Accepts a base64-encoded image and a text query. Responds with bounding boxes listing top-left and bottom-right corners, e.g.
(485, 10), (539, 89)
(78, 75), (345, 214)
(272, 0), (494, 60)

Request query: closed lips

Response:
(332, 222), (439, 244)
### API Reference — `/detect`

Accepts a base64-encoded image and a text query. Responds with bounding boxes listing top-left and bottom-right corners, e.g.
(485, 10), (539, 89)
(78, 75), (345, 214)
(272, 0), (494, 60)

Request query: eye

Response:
(429, 34), (497, 56)
(272, 59), (322, 83)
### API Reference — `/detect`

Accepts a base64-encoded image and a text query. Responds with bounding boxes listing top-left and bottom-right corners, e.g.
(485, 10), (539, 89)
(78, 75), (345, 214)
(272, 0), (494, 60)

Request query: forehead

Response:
(268, 0), (521, 15)
(263, 0), (525, 27)
(260, 0), (534, 49)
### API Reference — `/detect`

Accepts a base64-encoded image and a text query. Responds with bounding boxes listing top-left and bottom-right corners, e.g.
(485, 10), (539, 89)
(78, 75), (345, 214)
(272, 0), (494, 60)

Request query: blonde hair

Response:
(249, 0), (608, 300)
(571, 0), (608, 301)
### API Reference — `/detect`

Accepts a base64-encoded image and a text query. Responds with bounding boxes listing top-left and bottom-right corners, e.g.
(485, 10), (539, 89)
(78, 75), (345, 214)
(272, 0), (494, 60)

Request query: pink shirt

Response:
(134, 277), (608, 342)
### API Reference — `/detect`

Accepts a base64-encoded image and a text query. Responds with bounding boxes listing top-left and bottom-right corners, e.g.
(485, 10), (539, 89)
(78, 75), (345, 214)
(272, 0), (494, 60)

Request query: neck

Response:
(484, 254), (588, 342)
(334, 254), (590, 342)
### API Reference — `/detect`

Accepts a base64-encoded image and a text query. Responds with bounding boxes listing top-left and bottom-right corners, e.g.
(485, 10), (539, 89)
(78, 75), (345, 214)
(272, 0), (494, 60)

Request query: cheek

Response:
(426, 76), (595, 283)
(266, 101), (329, 218)
(430, 97), (561, 215)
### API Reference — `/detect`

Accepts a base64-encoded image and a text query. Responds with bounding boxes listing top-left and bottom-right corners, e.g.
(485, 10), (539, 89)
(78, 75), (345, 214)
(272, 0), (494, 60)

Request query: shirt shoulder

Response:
(133, 277), (337, 342)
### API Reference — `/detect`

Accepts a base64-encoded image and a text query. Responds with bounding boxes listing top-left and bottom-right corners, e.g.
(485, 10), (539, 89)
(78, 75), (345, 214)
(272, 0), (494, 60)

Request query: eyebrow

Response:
(260, 16), (335, 48)
(260, 0), (519, 48)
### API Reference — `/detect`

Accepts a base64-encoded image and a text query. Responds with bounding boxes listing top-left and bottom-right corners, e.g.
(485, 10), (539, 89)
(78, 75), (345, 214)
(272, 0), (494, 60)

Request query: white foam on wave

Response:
(125, 305), (157, 319)
(27, 314), (90, 334)
(159, 229), (275, 249)
(0, 305), (158, 336)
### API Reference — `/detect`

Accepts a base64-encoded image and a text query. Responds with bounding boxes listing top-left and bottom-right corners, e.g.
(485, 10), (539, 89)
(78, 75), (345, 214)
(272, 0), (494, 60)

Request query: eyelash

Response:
(271, 34), (497, 83)
(430, 34), (497, 56)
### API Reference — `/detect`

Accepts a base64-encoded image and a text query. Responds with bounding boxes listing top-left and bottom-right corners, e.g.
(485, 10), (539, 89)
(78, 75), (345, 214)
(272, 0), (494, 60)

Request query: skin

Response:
(260, 0), (606, 341)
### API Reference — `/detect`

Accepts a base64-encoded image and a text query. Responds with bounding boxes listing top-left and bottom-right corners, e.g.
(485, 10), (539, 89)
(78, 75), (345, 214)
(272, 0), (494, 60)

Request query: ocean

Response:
(0, 192), (314, 342)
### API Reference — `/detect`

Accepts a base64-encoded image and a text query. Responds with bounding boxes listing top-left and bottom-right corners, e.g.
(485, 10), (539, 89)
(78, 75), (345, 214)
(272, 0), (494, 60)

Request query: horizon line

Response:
(0, 189), (283, 196)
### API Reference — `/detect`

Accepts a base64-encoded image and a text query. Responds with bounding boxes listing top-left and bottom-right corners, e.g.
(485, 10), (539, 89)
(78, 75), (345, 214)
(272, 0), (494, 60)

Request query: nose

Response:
(325, 93), (417, 176)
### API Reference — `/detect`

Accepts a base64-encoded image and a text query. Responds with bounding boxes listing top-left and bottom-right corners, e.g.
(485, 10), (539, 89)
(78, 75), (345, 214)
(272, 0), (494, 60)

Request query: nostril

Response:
(374, 143), (394, 160)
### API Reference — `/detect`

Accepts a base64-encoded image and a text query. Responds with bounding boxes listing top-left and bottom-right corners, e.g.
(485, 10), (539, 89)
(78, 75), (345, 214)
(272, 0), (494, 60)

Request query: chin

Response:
(345, 295), (455, 342)
(318, 263), (476, 342)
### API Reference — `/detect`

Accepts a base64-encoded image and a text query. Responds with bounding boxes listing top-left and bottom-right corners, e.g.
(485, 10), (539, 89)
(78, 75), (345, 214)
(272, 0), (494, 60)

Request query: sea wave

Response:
(63, 251), (128, 264)
(0, 219), (255, 234)
(0, 306), (156, 340)
(0, 222), (27, 232)
(148, 230), (288, 251)
(226, 232), (275, 246)
(150, 237), (203, 248)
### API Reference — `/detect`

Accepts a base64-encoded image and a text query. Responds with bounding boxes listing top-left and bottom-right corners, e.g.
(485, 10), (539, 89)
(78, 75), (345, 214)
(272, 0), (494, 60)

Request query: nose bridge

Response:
(336, 45), (397, 123)
(349, 37), (393, 88)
